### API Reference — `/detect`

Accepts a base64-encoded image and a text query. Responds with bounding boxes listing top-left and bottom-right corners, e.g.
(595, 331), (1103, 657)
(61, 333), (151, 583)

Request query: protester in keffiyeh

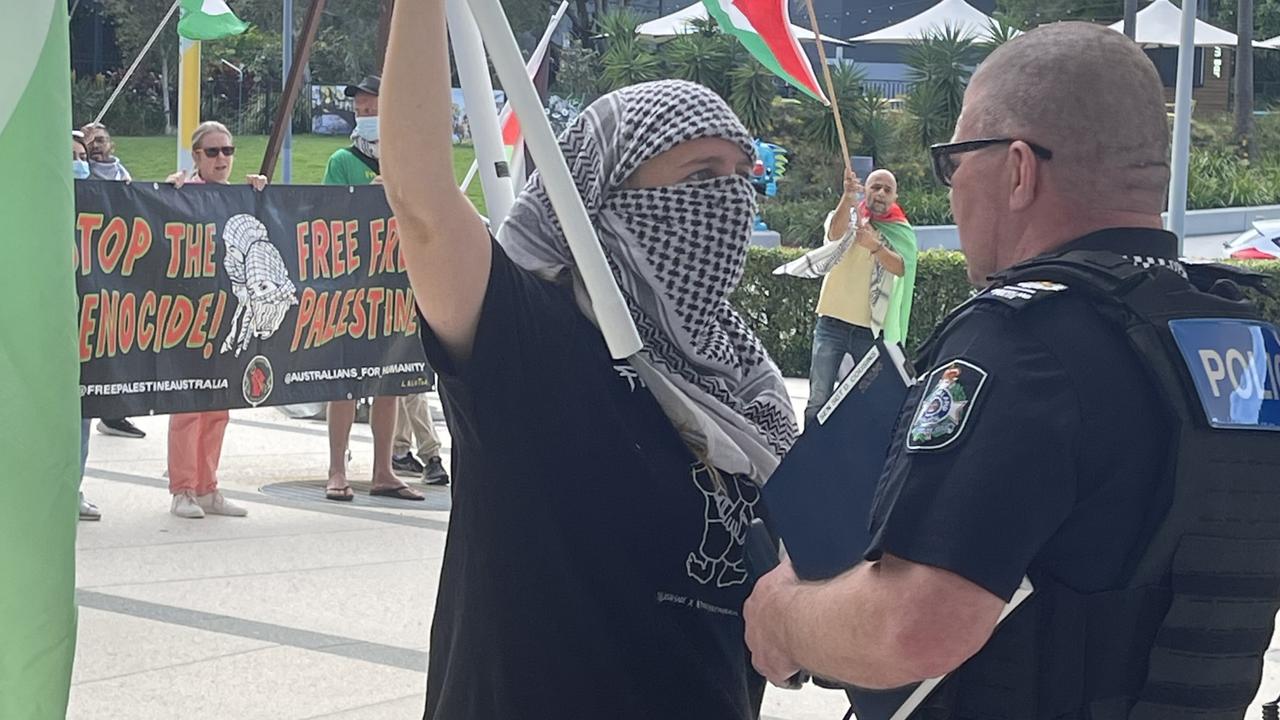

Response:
(777, 168), (918, 425)
(501, 80), (797, 483)
(383, 4), (798, 714)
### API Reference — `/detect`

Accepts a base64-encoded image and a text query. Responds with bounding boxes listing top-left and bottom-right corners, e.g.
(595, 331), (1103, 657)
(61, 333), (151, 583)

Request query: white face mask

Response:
(72, 160), (90, 179)
(355, 116), (379, 143)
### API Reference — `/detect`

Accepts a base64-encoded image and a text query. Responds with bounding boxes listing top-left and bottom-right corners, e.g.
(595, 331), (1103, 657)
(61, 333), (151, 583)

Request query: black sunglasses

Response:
(929, 138), (1053, 187)
(199, 146), (236, 158)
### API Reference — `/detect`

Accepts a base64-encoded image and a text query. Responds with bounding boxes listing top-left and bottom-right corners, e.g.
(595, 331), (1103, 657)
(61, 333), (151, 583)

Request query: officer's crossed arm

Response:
(748, 300), (1085, 688)
(745, 553), (1004, 687)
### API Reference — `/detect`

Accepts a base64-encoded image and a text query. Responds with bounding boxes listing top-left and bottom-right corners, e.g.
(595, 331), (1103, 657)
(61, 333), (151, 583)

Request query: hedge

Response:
(731, 247), (1280, 378)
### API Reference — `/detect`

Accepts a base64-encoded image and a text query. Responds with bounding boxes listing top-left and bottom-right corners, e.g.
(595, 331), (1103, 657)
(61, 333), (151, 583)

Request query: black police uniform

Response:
(863, 228), (1280, 719)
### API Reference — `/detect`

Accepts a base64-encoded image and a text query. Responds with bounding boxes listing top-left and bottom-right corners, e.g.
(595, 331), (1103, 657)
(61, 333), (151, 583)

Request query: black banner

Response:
(75, 181), (430, 417)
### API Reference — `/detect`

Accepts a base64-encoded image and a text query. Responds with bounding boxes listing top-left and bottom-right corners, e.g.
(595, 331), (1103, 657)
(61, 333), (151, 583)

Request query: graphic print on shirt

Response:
(614, 363), (646, 392)
(686, 464), (759, 588)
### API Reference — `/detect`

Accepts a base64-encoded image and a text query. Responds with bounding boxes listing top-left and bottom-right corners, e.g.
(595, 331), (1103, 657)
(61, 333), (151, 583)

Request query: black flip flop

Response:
(370, 486), (425, 501)
(325, 486), (354, 502)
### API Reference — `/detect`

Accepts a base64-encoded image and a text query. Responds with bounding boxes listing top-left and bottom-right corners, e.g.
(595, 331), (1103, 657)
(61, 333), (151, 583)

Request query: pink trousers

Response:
(168, 410), (229, 495)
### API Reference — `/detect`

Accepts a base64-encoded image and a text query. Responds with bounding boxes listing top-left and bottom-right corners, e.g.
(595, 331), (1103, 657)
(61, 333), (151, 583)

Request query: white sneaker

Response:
(171, 491), (205, 519)
(196, 490), (247, 517)
(79, 492), (102, 521)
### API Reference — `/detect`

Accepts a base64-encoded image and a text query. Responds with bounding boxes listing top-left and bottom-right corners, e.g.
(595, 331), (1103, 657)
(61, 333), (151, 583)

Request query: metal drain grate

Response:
(260, 479), (452, 511)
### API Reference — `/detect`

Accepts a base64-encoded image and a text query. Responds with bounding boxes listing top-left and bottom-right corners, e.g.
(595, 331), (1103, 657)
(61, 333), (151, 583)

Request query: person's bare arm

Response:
(855, 227), (905, 276)
(826, 168), (862, 242)
(745, 554), (1004, 688)
(381, 0), (491, 365)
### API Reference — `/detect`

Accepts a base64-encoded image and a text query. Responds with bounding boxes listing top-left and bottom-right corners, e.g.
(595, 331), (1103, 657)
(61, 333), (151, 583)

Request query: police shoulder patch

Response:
(907, 359), (989, 452)
(981, 280), (1069, 311)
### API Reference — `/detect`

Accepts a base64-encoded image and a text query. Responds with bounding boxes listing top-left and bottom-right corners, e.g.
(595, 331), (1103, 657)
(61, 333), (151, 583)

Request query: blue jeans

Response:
(804, 316), (876, 427)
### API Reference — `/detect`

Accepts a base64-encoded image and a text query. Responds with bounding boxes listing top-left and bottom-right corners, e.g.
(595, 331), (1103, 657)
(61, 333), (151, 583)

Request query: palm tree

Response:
(978, 18), (1020, 58)
(850, 89), (893, 162)
(797, 63), (866, 155)
(903, 25), (978, 148)
(663, 18), (734, 96)
(1236, 0), (1255, 153)
(727, 52), (777, 135)
(597, 10), (663, 91)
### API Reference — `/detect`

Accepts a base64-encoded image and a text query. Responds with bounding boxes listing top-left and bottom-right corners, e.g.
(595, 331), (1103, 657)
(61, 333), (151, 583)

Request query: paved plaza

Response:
(69, 382), (1280, 719)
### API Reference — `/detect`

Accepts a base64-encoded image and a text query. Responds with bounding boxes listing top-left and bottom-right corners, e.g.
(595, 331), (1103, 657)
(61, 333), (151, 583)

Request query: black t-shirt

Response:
(419, 240), (765, 720)
(867, 229), (1176, 601)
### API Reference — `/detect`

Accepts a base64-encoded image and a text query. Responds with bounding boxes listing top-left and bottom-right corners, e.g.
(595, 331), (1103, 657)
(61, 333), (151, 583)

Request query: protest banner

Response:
(75, 181), (431, 417)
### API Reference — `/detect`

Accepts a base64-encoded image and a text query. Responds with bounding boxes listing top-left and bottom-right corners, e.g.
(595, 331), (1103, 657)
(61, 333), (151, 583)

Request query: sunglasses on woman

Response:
(929, 138), (1053, 187)
(199, 146), (236, 158)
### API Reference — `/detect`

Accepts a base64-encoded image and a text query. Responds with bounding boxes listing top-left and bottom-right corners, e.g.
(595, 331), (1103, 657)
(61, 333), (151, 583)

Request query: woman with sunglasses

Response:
(163, 121), (266, 518)
(166, 121), (267, 190)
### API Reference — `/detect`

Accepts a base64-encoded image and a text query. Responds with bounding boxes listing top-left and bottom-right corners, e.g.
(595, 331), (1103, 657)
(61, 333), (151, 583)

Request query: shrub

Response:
(731, 247), (1280, 378)
(732, 247), (976, 375)
(760, 198), (835, 248)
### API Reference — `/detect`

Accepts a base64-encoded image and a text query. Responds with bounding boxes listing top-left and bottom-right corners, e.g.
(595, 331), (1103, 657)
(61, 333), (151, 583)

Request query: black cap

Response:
(344, 75), (381, 98)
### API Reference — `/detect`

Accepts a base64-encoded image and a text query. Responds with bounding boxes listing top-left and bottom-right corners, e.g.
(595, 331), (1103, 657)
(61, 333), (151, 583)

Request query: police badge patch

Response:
(906, 359), (989, 452)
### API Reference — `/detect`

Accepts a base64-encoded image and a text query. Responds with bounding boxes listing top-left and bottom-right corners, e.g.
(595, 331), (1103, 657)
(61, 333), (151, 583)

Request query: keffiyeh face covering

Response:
(499, 79), (798, 484)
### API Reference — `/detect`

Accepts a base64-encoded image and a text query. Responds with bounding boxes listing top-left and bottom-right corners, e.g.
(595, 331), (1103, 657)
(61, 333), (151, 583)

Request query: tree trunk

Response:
(376, 0), (395, 71)
(573, 0), (591, 34)
(1235, 0), (1254, 152)
(162, 52), (173, 135)
(1123, 0), (1138, 39)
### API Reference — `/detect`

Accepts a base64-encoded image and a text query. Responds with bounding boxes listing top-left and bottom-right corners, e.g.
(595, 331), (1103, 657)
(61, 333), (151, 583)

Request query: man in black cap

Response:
(321, 75), (445, 501)
(322, 75), (382, 186)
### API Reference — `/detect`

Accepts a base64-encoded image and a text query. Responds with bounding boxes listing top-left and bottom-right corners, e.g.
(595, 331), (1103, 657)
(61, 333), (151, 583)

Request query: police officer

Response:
(745, 22), (1280, 718)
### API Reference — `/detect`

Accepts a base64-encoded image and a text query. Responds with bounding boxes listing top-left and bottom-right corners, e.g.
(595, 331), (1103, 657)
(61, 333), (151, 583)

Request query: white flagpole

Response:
(465, 0), (642, 359)
(447, 0), (516, 223)
(95, 0), (182, 124)
(460, 1), (568, 197)
(459, 160), (480, 192)
(1166, 0), (1198, 251)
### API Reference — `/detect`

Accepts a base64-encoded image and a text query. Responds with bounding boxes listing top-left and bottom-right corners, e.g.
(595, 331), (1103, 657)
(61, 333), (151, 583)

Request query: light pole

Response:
(282, 0), (293, 183)
(220, 58), (245, 135)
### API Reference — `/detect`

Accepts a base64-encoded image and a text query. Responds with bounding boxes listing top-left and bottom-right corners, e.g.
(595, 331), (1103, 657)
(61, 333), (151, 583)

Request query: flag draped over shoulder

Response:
(0, 1), (79, 715)
(773, 203), (919, 345)
(873, 207), (918, 346)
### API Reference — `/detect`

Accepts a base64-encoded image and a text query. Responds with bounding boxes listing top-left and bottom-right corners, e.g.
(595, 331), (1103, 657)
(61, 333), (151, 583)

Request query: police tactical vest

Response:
(906, 249), (1280, 720)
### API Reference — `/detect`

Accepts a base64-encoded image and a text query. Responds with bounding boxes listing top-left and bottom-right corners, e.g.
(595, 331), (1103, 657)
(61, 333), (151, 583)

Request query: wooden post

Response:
(801, 0), (851, 175)
(260, 0), (326, 179)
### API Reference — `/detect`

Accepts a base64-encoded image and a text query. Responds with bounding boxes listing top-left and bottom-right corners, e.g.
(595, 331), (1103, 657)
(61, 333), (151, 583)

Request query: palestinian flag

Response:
(0, 1), (80, 716)
(701, 0), (828, 103)
(178, 0), (249, 41)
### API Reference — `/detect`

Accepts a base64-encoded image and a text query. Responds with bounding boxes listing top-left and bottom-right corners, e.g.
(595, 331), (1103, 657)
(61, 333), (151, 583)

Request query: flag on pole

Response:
(702, 0), (828, 103)
(0, 1), (79, 716)
(178, 0), (248, 40)
(498, 1), (566, 146)
(461, 1), (568, 194)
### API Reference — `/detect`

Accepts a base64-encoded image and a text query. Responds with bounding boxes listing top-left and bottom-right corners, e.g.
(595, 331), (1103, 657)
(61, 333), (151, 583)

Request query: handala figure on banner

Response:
(220, 213), (299, 357)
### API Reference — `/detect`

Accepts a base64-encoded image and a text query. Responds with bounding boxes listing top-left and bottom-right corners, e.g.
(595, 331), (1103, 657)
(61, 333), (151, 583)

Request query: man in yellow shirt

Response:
(805, 168), (917, 426)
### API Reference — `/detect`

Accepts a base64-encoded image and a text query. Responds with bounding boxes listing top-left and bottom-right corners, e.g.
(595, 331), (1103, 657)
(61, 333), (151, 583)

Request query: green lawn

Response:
(112, 135), (487, 213)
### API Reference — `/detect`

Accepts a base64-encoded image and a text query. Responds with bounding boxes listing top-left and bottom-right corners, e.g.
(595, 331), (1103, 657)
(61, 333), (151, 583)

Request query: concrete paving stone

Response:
(71, 608), (275, 686)
(67, 645), (425, 720)
(295, 693), (425, 720)
(77, 523), (441, 591)
(97, 559), (440, 650)
(72, 392), (1280, 720)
